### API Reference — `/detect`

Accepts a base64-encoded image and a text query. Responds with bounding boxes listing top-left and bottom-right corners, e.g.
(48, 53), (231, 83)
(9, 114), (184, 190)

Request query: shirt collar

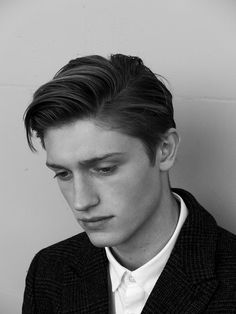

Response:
(105, 192), (188, 293)
(133, 192), (188, 288)
(105, 246), (127, 292)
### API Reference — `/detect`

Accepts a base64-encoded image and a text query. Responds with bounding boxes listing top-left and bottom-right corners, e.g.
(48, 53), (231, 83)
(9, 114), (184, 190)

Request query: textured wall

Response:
(0, 0), (235, 312)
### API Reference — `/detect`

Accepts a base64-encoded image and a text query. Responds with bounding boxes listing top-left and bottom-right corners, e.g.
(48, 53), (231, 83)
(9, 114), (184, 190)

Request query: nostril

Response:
(73, 196), (100, 212)
(74, 203), (92, 212)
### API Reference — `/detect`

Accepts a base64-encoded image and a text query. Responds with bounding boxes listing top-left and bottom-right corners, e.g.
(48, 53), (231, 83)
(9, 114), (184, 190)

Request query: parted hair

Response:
(24, 54), (176, 164)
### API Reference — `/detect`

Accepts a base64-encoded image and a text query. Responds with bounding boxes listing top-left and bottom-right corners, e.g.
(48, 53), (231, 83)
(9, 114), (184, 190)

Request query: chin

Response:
(86, 231), (122, 248)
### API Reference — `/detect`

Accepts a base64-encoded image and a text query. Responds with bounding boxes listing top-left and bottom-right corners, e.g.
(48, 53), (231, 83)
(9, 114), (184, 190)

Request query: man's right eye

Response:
(53, 172), (71, 181)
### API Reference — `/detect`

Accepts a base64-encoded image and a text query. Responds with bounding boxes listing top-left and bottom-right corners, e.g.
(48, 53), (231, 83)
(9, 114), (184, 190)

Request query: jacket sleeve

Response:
(22, 251), (61, 314)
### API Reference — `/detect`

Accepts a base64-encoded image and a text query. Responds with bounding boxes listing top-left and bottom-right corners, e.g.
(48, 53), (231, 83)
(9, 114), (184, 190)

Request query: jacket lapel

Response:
(65, 239), (110, 314)
(81, 247), (110, 314)
(142, 188), (219, 313)
(141, 255), (218, 313)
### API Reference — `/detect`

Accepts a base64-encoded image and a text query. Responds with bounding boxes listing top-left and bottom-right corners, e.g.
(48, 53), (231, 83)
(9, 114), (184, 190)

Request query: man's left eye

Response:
(92, 166), (117, 175)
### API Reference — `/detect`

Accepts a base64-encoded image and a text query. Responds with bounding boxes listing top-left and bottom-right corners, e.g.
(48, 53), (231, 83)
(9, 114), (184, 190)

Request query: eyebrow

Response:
(46, 152), (125, 169)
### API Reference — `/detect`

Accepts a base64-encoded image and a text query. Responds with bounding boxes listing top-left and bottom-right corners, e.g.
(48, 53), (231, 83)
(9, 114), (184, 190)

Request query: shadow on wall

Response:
(171, 99), (236, 234)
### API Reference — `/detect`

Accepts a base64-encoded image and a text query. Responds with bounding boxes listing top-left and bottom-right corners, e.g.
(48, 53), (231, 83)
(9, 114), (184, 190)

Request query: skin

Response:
(44, 119), (180, 270)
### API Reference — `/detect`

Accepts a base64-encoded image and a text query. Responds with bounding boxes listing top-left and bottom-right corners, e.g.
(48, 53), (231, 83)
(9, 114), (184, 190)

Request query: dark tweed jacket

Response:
(22, 189), (236, 313)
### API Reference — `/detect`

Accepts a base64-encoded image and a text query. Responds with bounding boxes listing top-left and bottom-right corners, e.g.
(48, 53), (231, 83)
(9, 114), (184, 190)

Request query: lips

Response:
(80, 216), (113, 223)
(77, 216), (113, 229)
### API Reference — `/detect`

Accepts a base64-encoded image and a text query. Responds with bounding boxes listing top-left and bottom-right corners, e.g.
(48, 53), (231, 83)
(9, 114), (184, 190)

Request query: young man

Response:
(22, 54), (236, 313)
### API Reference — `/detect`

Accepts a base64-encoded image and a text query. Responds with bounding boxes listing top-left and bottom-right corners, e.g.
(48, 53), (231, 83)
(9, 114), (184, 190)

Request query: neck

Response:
(111, 190), (180, 271)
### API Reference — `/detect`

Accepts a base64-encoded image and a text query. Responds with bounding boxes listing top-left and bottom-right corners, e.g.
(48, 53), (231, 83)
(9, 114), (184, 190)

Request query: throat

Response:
(111, 197), (180, 271)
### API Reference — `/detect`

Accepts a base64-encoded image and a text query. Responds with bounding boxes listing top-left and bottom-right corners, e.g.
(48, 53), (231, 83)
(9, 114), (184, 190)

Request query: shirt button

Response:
(128, 274), (135, 283)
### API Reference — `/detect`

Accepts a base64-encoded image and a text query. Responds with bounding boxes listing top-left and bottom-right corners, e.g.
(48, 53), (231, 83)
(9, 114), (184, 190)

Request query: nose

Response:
(73, 175), (99, 212)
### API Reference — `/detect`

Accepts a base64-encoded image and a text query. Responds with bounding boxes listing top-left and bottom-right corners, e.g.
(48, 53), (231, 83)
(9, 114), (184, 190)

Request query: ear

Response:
(157, 128), (180, 171)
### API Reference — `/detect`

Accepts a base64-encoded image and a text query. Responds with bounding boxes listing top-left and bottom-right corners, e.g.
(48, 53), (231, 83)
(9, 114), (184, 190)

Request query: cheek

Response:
(103, 167), (160, 213)
(58, 182), (73, 207)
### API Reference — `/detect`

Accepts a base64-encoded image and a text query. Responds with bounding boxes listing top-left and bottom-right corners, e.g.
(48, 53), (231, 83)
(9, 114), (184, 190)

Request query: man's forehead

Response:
(44, 120), (141, 150)
(44, 119), (144, 166)
(46, 152), (126, 170)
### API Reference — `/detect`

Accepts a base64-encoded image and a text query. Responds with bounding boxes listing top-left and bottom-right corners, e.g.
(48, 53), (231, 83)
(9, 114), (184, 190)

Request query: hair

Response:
(24, 53), (176, 164)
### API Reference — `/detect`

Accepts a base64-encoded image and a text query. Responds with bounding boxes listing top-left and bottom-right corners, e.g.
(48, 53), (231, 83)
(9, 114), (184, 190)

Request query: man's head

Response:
(24, 54), (176, 165)
(24, 54), (180, 250)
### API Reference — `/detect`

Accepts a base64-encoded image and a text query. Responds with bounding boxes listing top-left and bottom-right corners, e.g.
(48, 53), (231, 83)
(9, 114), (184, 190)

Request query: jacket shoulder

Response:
(205, 227), (236, 311)
(31, 232), (93, 270)
(216, 227), (236, 274)
(23, 233), (95, 313)
(26, 232), (93, 280)
(40, 232), (91, 256)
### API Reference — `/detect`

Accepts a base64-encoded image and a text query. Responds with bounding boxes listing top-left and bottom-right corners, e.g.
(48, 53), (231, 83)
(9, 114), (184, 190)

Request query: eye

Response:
(53, 171), (72, 181)
(92, 166), (117, 176)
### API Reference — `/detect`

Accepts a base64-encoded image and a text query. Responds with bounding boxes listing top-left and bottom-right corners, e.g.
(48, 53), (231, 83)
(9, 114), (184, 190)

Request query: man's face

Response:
(44, 119), (165, 250)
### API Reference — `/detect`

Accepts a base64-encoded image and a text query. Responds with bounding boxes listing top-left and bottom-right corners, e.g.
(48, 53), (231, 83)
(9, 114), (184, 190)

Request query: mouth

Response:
(78, 216), (113, 229)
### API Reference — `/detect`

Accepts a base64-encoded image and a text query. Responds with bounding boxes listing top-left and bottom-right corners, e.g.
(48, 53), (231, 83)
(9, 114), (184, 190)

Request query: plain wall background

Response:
(0, 0), (236, 313)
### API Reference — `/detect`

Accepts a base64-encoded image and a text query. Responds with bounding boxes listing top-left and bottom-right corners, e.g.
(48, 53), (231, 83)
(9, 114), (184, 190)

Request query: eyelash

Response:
(53, 166), (117, 180)
(92, 166), (117, 175)
(53, 172), (71, 181)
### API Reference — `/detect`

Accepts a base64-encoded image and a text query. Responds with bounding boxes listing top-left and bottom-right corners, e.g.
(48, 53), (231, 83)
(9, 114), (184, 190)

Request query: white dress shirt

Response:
(105, 193), (188, 314)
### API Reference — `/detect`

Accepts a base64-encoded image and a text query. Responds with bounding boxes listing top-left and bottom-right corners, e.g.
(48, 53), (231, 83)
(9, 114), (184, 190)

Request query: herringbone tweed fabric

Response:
(22, 189), (236, 313)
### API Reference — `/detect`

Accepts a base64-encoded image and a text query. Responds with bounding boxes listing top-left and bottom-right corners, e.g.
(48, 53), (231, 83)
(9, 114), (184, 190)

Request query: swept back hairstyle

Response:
(24, 54), (176, 164)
